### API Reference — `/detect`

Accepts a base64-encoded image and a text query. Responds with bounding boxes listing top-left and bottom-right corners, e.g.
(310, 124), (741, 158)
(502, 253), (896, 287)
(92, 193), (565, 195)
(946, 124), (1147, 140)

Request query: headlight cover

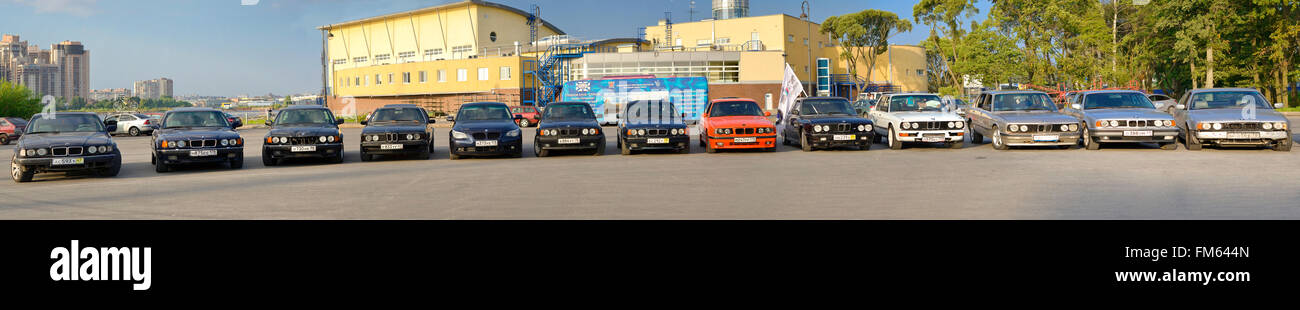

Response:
(506, 129), (521, 137)
(452, 131), (469, 139)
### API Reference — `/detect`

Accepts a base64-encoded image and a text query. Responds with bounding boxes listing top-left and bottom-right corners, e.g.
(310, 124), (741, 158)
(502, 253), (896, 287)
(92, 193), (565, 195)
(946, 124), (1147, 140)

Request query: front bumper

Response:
(450, 137), (522, 155)
(806, 132), (874, 148)
(361, 140), (430, 155)
(1092, 128), (1179, 143)
(897, 130), (963, 143)
(155, 147), (243, 164)
(624, 135), (690, 151)
(14, 153), (119, 172)
(706, 135), (778, 149)
(537, 135), (604, 150)
(265, 143), (343, 159)
(1194, 130), (1291, 146)
(1000, 132), (1082, 146)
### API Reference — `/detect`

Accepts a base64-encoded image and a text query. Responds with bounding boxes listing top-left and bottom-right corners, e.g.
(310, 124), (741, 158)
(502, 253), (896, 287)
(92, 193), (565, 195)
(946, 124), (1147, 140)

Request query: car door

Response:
(1172, 91), (1191, 129)
(968, 94), (989, 134)
(120, 115), (138, 131)
(867, 95), (888, 135)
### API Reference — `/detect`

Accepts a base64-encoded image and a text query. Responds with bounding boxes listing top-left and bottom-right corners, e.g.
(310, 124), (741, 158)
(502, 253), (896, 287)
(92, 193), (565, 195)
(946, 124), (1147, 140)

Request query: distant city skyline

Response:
(0, 0), (992, 96)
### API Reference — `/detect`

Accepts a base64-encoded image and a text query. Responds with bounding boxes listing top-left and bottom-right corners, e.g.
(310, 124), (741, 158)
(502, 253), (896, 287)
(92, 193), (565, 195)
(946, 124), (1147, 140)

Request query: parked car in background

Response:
(781, 97), (874, 151)
(448, 102), (523, 159)
(0, 117), (26, 145)
(1148, 94), (1178, 113)
(533, 102), (604, 157)
(223, 112), (244, 129)
(868, 93), (963, 150)
(1173, 88), (1291, 151)
(103, 113), (156, 136)
(360, 104), (435, 161)
(263, 105), (347, 165)
(966, 91), (1082, 150)
(698, 98), (777, 153)
(852, 99), (876, 117)
(1063, 90), (1179, 150)
(510, 105), (542, 127)
(10, 112), (121, 182)
(617, 100), (690, 155)
(151, 108), (245, 172)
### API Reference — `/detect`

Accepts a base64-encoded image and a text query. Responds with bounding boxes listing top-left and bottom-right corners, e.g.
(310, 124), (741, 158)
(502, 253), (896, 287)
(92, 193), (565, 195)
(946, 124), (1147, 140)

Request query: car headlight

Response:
(1060, 124), (1069, 131)
(1008, 125), (1018, 132)
(221, 139), (230, 146)
(864, 124), (873, 132)
(955, 121), (964, 129)
(1213, 123), (1222, 130)
(37, 148), (47, 156)
(105, 145), (113, 152)
(1109, 120), (1119, 127)
(402, 134), (411, 140)
(1263, 122), (1274, 130)
(637, 129), (646, 136)
(329, 136), (337, 142)
(1277, 122), (1287, 130)
(857, 125), (865, 131)
(582, 128), (590, 135)
(176, 141), (186, 148)
(88, 146), (98, 154)
(452, 131), (469, 139)
(1019, 125), (1029, 132)
(1069, 124), (1078, 131)
(901, 122), (911, 130)
(507, 129), (521, 137)
(1164, 120), (1174, 127)
(25, 149), (34, 157)
(947, 122), (956, 129)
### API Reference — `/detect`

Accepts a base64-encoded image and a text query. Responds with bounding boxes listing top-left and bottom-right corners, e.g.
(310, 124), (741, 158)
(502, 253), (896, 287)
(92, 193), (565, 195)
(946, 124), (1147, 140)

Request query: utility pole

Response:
(1112, 0), (1118, 75)
(802, 1), (812, 93)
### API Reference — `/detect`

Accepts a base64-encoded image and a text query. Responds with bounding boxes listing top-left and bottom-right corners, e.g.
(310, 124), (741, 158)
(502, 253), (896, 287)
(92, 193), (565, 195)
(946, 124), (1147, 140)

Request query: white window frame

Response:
(438, 70), (447, 83)
(478, 68), (489, 81)
(500, 66), (512, 80)
(457, 69), (467, 82)
(419, 71), (427, 83)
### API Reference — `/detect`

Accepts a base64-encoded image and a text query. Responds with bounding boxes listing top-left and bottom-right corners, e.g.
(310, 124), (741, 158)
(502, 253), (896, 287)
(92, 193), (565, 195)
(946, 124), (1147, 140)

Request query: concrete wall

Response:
(332, 55), (526, 98)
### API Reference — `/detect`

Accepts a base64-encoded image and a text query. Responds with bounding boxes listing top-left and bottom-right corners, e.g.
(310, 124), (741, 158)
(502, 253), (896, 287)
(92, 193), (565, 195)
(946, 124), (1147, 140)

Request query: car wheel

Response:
(1184, 131), (1203, 151)
(519, 119), (530, 127)
(781, 133), (791, 146)
(419, 148), (432, 160)
(593, 142), (605, 156)
(536, 143), (549, 157)
(360, 151), (372, 162)
(992, 126), (1009, 150)
(129, 127), (140, 136)
(888, 126), (902, 150)
(800, 133), (813, 152)
(969, 123), (984, 144)
(705, 138), (717, 153)
(678, 145), (690, 154)
(1273, 137), (1292, 152)
(99, 156), (121, 177)
(332, 151), (345, 163)
(1083, 127), (1099, 150)
(11, 158), (32, 183)
(620, 138), (632, 155)
(262, 150), (277, 166)
(154, 161), (170, 173)
(0, 134), (8, 145)
(229, 156), (244, 169)
(699, 134), (706, 147)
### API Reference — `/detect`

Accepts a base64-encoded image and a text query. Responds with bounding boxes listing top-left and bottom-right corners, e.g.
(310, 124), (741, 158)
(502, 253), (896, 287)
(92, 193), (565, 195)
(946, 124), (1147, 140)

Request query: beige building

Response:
(90, 88), (132, 101)
(134, 78), (173, 99)
(1, 35), (93, 101)
(51, 41), (90, 100)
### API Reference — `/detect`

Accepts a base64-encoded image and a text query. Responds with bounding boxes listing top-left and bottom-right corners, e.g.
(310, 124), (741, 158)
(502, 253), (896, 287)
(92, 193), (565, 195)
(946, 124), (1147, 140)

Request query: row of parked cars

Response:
(7, 88), (1293, 183)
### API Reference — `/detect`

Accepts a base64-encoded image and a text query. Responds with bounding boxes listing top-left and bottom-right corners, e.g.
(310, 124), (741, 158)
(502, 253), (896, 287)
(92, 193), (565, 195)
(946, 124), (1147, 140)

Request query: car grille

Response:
(557, 128), (584, 136)
(904, 121), (959, 130)
(1105, 120), (1164, 128)
(1018, 123), (1074, 133)
(51, 146), (83, 156)
(188, 139), (218, 148)
(646, 129), (668, 136)
(1223, 122), (1263, 131)
(289, 137), (320, 145)
(726, 128), (756, 135)
(472, 132), (501, 140)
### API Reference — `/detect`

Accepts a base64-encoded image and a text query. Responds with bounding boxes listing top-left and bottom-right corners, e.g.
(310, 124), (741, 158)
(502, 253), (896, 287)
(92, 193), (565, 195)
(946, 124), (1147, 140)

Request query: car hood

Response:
(539, 120), (599, 129)
(452, 120), (519, 132)
(362, 124), (428, 134)
(706, 115), (774, 127)
(1187, 108), (1288, 123)
(19, 132), (112, 148)
(155, 128), (240, 140)
(994, 111), (1079, 123)
(800, 115), (871, 124)
(891, 111), (963, 122)
(269, 125), (339, 137)
(1083, 108), (1173, 120)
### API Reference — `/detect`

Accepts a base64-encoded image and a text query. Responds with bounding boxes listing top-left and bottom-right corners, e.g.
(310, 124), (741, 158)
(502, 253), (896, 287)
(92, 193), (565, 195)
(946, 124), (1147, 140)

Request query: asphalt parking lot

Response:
(2, 116), (1298, 219)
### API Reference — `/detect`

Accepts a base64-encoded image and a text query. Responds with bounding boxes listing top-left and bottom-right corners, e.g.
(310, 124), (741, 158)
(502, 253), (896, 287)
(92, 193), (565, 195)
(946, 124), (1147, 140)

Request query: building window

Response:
(716, 38), (730, 45)
(803, 38), (809, 45)
(332, 59), (346, 65)
(675, 38), (682, 46)
(787, 35), (794, 42)
(419, 71), (427, 83)
(375, 54), (391, 62)
(355, 77), (361, 86)
(696, 39), (712, 47)
(457, 69), (467, 82)
(438, 70), (447, 82)
(423, 48), (444, 61)
(387, 73), (394, 84)
(403, 72), (411, 84)
(500, 67), (511, 80)
(398, 51), (416, 62)
(374, 74), (382, 85)
(478, 67), (489, 81)
(353, 56), (368, 63)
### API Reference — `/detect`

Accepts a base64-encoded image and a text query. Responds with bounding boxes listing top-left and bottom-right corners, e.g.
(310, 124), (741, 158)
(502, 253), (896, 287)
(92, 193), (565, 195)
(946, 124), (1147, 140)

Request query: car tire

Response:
(419, 148), (431, 160)
(0, 134), (8, 145)
(888, 127), (902, 150)
(1160, 142), (1178, 150)
(332, 151), (345, 163)
(992, 126), (1009, 150)
(360, 151), (372, 162)
(449, 153), (461, 160)
(11, 158), (32, 183)
(519, 119), (530, 127)
(230, 156), (244, 169)
(536, 143), (549, 157)
(154, 161), (169, 173)
(100, 156), (122, 177)
(620, 139), (632, 155)
(705, 138), (717, 153)
(699, 134), (706, 147)
(969, 123), (984, 144)
(262, 150), (277, 166)
(1082, 127), (1100, 150)
(781, 133), (791, 146)
(1184, 132), (1203, 151)
(800, 133), (813, 152)
(129, 127), (140, 136)
(678, 145), (690, 154)
(1274, 138), (1292, 152)
(593, 143), (604, 156)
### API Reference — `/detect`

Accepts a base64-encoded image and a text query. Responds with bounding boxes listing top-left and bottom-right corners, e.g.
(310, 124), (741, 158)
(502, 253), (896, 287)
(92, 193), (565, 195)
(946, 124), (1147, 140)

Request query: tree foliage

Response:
(822, 9), (914, 83)
(0, 82), (42, 118)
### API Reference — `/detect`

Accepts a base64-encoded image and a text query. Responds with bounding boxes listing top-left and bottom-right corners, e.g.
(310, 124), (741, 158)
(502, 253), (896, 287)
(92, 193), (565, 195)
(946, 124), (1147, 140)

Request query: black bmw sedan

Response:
(359, 104), (435, 161)
(617, 100), (690, 155)
(151, 108), (244, 172)
(10, 112), (121, 182)
(447, 102), (524, 160)
(534, 102), (604, 157)
(262, 105), (347, 165)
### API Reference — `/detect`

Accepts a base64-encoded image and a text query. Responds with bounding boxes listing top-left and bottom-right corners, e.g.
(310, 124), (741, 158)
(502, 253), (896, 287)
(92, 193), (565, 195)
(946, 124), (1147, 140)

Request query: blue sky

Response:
(0, 0), (989, 97)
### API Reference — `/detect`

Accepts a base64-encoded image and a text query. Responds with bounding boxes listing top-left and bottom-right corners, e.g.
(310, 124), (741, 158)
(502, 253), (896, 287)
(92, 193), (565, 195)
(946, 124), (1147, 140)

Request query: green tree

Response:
(0, 82), (42, 118)
(822, 10), (913, 84)
(914, 0), (980, 90)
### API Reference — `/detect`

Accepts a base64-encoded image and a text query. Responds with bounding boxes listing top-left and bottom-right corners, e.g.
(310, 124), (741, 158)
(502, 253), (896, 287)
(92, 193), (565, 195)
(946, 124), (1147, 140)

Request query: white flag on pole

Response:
(777, 63), (804, 132)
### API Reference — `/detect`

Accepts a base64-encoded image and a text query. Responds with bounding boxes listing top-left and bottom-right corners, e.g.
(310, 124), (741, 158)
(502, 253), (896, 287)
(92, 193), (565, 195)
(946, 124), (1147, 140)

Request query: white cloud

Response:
(9, 0), (99, 16)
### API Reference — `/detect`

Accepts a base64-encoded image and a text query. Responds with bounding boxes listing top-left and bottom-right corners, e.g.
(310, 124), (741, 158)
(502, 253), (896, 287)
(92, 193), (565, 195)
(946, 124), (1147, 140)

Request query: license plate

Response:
(647, 138), (669, 144)
(51, 157), (83, 165)
(1033, 135), (1060, 142)
(475, 140), (498, 147)
(291, 146), (317, 152)
(558, 138), (580, 144)
(1123, 130), (1153, 137)
(1226, 132), (1261, 139)
(734, 137), (757, 143)
(380, 144), (403, 150)
(190, 150), (217, 157)
(832, 135), (855, 141)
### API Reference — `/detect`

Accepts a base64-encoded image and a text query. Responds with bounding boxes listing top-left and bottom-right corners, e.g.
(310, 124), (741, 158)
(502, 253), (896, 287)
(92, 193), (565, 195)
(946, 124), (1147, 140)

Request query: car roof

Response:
(546, 102), (590, 106)
(797, 96), (850, 101)
(1077, 90), (1143, 95)
(30, 112), (97, 119)
(1187, 88), (1260, 94)
(462, 101), (507, 106)
(710, 97), (757, 103)
(983, 90), (1048, 95)
(168, 107), (220, 113)
(380, 104), (420, 108)
(280, 104), (329, 110)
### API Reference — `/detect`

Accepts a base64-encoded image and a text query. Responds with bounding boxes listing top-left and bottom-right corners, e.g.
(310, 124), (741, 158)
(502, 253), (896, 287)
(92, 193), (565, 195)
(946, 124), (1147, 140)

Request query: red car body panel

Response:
(510, 106), (541, 126)
(699, 98), (777, 150)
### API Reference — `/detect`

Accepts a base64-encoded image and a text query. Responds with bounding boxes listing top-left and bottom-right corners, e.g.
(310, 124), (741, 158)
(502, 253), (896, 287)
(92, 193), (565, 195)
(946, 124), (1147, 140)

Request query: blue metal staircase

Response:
(523, 43), (611, 107)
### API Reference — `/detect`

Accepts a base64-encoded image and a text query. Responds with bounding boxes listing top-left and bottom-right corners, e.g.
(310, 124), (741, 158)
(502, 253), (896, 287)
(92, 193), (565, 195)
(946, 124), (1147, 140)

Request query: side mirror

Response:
(446, 116), (455, 122)
(1275, 103), (1284, 109)
(336, 119), (346, 125)
(1175, 104), (1187, 110)
(1070, 104), (1082, 110)
(359, 120), (368, 125)
(428, 118), (437, 124)
(765, 111), (772, 117)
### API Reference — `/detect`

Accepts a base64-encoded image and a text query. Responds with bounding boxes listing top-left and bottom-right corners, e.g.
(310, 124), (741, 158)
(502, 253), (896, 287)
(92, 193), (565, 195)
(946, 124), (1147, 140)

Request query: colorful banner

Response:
(560, 77), (709, 125)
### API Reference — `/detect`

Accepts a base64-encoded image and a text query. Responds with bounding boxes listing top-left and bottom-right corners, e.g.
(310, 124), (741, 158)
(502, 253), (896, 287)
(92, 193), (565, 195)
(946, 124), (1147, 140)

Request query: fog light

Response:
(168, 156), (178, 160)
(1164, 136), (1174, 140)
(820, 137), (827, 141)
(716, 142), (723, 147)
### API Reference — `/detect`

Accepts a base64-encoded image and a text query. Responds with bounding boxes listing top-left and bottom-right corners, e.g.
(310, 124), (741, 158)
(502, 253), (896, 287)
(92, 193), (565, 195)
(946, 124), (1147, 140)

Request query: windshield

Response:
(708, 101), (764, 117)
(888, 95), (944, 112)
(26, 114), (104, 133)
(370, 108), (427, 123)
(456, 105), (511, 121)
(276, 109), (334, 126)
(1189, 91), (1273, 110)
(799, 99), (856, 116)
(624, 100), (682, 124)
(993, 94), (1058, 111)
(542, 104), (595, 121)
(1083, 92), (1156, 110)
(164, 111), (229, 128)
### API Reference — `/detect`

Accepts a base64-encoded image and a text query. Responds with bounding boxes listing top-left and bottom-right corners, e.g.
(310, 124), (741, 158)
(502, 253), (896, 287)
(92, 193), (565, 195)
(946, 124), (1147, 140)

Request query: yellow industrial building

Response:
(319, 0), (927, 115)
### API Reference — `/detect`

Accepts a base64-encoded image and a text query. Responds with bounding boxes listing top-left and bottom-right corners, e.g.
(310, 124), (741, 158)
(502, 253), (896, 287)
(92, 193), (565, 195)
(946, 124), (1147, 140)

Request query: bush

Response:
(0, 82), (42, 119)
